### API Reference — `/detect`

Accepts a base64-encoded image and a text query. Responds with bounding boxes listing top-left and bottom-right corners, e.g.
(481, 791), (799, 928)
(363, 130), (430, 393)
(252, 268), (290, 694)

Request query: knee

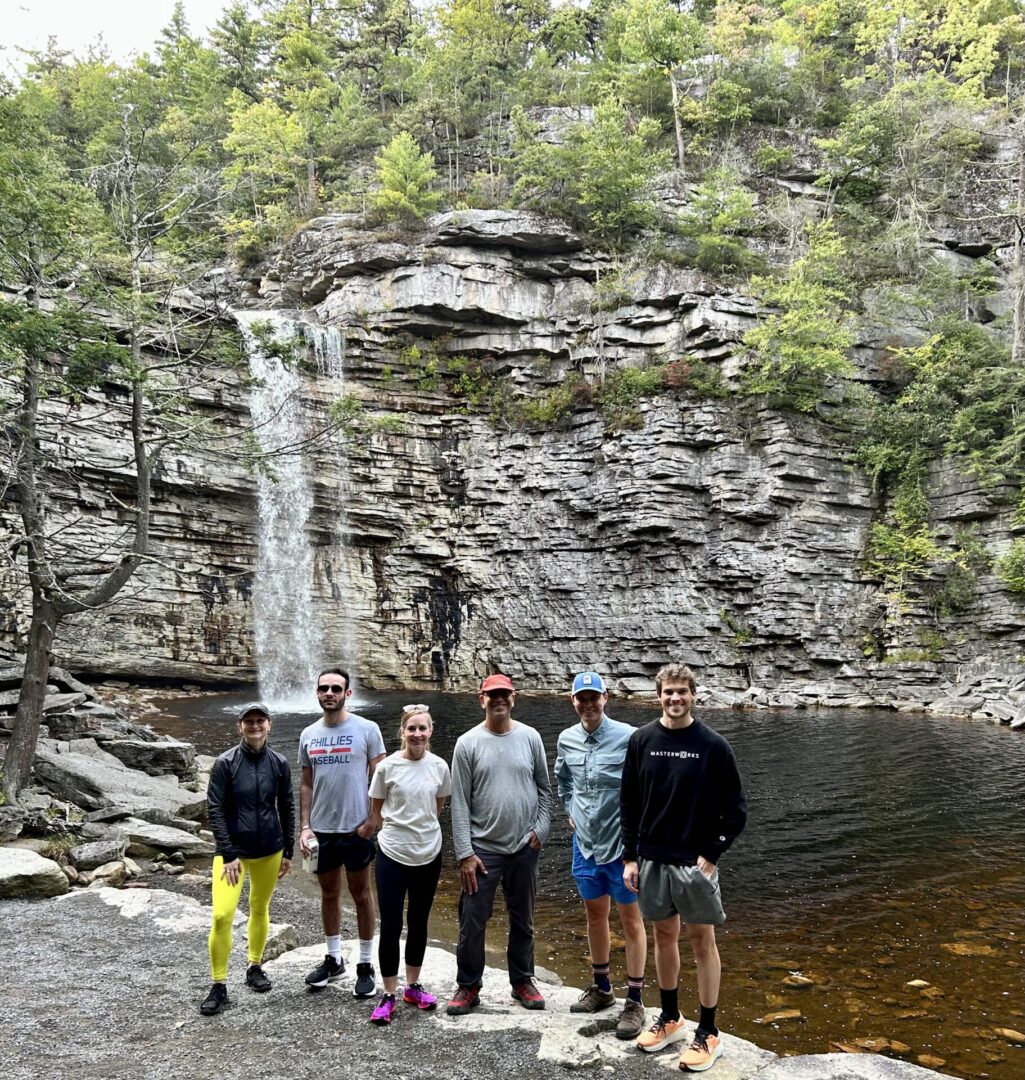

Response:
(687, 929), (717, 959)
(210, 912), (234, 937)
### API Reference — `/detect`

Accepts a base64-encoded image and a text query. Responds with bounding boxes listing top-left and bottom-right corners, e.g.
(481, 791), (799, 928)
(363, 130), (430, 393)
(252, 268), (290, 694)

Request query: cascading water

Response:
(235, 311), (347, 709)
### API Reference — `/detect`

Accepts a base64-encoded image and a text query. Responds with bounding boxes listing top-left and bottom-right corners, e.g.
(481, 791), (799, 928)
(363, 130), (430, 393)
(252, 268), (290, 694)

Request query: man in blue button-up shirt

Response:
(554, 671), (648, 1040)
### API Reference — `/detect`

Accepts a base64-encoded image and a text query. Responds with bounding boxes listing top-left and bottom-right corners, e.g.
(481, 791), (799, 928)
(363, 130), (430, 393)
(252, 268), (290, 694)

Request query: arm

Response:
(529, 732), (552, 849)
(369, 796), (385, 833)
(450, 739), (486, 893)
(619, 733), (641, 863)
(553, 734), (574, 813)
(276, 756), (295, 870)
(206, 756), (238, 863)
(703, 745), (748, 865)
(356, 751), (388, 839)
(299, 765), (315, 856)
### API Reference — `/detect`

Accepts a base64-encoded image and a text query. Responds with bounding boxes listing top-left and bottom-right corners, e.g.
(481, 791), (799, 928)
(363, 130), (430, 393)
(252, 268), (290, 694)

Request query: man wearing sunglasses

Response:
(446, 673), (552, 1015)
(298, 666), (386, 999)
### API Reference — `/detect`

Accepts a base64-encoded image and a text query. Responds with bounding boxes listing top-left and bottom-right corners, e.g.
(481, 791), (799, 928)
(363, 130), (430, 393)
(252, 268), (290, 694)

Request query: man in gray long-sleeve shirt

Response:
(445, 673), (552, 1015)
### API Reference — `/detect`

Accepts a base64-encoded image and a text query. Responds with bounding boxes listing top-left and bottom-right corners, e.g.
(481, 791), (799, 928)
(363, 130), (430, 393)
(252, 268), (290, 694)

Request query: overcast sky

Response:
(3, 1), (231, 74)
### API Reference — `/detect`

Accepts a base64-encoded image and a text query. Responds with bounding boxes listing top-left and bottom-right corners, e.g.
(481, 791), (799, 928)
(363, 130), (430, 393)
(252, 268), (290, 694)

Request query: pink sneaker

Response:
(402, 983), (438, 1010)
(370, 994), (397, 1025)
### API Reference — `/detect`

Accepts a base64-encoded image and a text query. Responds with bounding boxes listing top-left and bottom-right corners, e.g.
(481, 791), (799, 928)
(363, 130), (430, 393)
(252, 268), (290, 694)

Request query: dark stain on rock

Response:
(196, 573), (229, 615)
(411, 571), (472, 679)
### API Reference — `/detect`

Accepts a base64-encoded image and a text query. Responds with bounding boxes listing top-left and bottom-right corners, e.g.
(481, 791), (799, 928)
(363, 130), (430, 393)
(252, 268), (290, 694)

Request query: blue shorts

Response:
(571, 835), (637, 906)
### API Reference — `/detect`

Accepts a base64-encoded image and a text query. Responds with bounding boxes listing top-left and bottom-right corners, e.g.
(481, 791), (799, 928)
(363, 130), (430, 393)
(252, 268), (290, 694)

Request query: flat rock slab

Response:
(0, 847), (70, 899)
(103, 738), (195, 777)
(33, 738), (206, 819)
(114, 818), (215, 858)
(757, 1055), (952, 1080)
(70, 838), (127, 870)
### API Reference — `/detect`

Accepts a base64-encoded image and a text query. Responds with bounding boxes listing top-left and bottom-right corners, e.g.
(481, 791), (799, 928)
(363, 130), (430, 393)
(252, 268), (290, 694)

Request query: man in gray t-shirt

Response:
(446, 673), (552, 1016)
(298, 666), (386, 999)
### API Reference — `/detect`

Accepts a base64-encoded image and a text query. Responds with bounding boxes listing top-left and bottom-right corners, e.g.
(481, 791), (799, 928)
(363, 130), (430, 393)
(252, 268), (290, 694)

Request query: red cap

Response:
(480, 673), (515, 693)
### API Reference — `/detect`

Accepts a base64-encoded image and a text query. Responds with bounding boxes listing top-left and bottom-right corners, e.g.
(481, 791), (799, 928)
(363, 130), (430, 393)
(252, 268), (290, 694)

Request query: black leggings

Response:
(374, 848), (443, 978)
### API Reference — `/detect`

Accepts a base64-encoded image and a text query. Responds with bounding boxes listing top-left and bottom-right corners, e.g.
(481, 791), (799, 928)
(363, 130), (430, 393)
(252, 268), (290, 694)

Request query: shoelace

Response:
(689, 1035), (709, 1053)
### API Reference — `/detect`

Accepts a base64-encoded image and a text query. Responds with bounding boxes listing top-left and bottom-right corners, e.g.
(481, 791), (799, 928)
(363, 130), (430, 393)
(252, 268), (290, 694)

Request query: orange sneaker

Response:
(636, 1014), (688, 1052)
(679, 1032), (723, 1071)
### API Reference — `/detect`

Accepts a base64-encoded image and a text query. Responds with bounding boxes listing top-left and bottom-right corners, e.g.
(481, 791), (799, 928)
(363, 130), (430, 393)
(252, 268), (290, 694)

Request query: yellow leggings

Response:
(208, 851), (283, 982)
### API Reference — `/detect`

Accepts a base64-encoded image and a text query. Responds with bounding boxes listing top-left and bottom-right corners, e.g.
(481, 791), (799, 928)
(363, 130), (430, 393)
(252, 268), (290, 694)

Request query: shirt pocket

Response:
(593, 752), (626, 789)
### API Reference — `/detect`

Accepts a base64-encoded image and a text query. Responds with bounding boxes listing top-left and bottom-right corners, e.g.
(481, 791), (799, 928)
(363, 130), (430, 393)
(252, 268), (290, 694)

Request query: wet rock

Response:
(994, 1028), (1025, 1044)
(782, 974), (816, 988)
(759, 1008), (804, 1024)
(940, 942), (998, 957)
(916, 1055), (945, 1069)
(69, 838), (127, 871)
(905, 980), (929, 988)
(0, 846), (70, 898)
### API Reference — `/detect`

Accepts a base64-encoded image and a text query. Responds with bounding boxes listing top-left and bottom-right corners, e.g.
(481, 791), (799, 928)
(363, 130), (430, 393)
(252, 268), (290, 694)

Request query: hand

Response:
(299, 827), (316, 856)
(356, 818), (375, 840)
(221, 858), (241, 886)
(278, 857), (292, 880)
(460, 854), (487, 895)
(623, 860), (639, 895)
(697, 855), (717, 879)
(527, 831), (541, 851)
(567, 816), (576, 833)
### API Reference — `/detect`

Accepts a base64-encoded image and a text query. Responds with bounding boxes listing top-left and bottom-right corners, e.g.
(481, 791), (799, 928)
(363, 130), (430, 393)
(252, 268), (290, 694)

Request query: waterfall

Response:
(234, 311), (346, 709)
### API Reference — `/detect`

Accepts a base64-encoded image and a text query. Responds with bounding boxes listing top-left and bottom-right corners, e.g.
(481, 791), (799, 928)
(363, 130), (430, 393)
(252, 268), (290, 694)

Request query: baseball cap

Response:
(237, 701), (272, 721)
(571, 671), (606, 695)
(480, 673), (515, 694)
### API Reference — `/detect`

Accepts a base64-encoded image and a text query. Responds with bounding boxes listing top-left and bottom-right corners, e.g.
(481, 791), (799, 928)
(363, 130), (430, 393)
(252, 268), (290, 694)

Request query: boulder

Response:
(69, 838), (128, 871)
(113, 817), (215, 858)
(0, 806), (26, 843)
(102, 738), (195, 778)
(47, 666), (96, 698)
(33, 738), (206, 819)
(89, 860), (127, 887)
(0, 846), (70, 898)
(41, 693), (88, 713)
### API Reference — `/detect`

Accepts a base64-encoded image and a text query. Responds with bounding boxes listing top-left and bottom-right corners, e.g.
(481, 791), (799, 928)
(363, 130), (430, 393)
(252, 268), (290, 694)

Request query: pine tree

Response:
(371, 131), (441, 221)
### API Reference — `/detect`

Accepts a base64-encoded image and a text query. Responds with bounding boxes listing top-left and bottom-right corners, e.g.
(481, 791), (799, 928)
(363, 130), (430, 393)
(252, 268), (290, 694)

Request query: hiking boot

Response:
(511, 979), (546, 1010)
(446, 985), (481, 1015)
(199, 982), (229, 1016)
(403, 983), (438, 1010)
(370, 993), (397, 1025)
(305, 954), (345, 988)
(353, 962), (376, 998)
(679, 1032), (723, 1072)
(636, 1014), (687, 1052)
(245, 964), (272, 992)
(570, 984), (616, 1013)
(616, 998), (647, 1040)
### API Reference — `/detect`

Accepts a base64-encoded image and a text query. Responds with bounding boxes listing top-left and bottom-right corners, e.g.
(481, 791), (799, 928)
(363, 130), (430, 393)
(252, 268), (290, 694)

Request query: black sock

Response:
(591, 960), (611, 993)
(698, 1003), (718, 1036)
(659, 987), (680, 1021)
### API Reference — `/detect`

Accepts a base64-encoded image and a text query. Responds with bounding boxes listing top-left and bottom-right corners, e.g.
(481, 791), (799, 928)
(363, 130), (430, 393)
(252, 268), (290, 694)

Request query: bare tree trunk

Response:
(1013, 124), (1024, 365)
(1, 604), (56, 801)
(668, 68), (685, 171)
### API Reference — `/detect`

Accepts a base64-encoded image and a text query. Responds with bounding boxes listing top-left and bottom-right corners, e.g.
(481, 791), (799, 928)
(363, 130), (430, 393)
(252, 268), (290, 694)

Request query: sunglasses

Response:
(483, 689), (512, 698)
(402, 704), (429, 715)
(317, 684), (346, 694)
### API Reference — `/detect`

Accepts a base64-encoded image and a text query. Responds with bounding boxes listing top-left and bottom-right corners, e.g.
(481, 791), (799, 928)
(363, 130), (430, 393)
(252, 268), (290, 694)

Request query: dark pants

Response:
(374, 849), (443, 978)
(456, 843), (539, 988)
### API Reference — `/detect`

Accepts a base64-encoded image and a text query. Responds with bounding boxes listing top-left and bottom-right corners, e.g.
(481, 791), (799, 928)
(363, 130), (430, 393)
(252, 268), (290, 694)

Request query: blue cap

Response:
(571, 672), (606, 695)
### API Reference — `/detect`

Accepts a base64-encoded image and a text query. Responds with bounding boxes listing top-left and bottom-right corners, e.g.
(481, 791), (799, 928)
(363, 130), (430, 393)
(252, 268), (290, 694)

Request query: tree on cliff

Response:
(0, 75), (240, 802)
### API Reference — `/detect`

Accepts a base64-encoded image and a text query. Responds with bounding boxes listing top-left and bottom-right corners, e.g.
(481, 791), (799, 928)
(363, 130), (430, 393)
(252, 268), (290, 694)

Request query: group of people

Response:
(201, 662), (747, 1074)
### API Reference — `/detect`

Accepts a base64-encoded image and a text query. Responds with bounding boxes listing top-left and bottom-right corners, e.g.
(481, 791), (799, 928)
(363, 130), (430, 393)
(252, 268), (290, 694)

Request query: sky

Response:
(3, 1), (231, 74)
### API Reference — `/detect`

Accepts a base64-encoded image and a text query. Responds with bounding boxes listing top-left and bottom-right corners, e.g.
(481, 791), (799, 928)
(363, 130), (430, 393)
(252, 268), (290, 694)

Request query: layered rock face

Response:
(2, 211), (1022, 711)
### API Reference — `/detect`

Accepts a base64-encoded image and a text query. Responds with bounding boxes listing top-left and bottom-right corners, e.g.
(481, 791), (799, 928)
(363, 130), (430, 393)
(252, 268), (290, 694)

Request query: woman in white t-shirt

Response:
(366, 704), (452, 1025)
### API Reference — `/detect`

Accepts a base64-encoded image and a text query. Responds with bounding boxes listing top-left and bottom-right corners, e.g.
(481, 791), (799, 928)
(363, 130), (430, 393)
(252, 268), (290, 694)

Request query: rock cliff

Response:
(2, 210), (1022, 714)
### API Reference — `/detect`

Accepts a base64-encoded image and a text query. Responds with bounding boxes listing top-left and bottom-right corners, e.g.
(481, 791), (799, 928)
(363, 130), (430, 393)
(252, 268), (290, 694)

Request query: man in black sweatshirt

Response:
(621, 664), (747, 1073)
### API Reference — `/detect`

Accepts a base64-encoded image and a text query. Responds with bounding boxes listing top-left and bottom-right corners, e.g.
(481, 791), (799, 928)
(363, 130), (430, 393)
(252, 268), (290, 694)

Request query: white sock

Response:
(359, 938), (374, 965)
(326, 935), (342, 963)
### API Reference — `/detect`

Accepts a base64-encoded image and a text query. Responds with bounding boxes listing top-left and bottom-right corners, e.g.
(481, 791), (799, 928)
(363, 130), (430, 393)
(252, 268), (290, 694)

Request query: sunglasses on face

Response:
(317, 684), (346, 694)
(483, 689), (512, 699)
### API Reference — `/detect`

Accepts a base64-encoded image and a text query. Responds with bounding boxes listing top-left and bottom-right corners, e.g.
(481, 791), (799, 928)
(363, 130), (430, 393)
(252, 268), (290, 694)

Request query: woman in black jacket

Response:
(200, 702), (295, 1016)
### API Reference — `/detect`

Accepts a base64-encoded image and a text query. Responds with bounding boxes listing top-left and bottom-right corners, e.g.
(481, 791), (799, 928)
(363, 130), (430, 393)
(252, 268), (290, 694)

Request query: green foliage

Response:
(996, 541), (1025, 595)
(679, 167), (759, 273)
(328, 394), (405, 444)
(743, 220), (856, 411)
(398, 343), (442, 390)
(371, 132), (441, 222)
(719, 607), (753, 646)
(752, 143), (794, 173)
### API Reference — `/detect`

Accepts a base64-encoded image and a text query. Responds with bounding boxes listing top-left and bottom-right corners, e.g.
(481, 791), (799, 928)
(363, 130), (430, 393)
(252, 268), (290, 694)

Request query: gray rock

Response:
(69, 838), (128, 871)
(102, 738), (195, 778)
(113, 818), (214, 858)
(0, 806), (26, 843)
(41, 693), (88, 713)
(0, 847), (70, 899)
(89, 860), (127, 887)
(756, 1053), (950, 1080)
(33, 738), (206, 819)
(47, 667), (96, 698)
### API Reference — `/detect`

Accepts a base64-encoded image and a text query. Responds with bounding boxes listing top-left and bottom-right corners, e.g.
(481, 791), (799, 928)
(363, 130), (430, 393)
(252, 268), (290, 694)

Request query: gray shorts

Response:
(638, 859), (726, 926)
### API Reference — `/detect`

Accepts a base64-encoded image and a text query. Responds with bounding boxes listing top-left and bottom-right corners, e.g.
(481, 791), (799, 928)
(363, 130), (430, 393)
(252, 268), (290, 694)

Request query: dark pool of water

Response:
(156, 690), (1025, 1080)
